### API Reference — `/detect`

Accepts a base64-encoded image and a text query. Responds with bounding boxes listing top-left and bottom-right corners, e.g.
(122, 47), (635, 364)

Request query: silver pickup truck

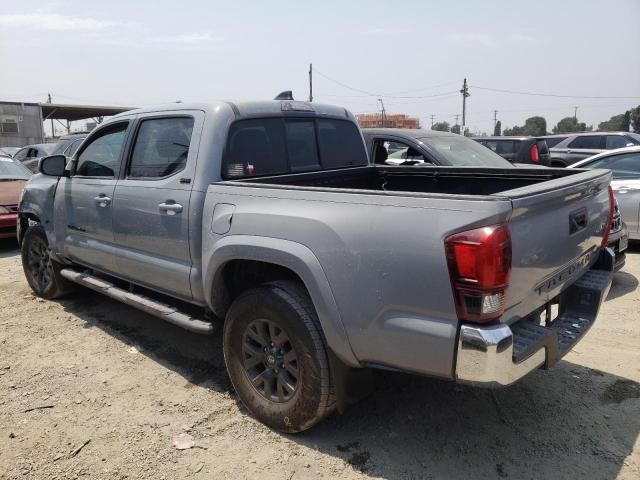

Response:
(18, 100), (615, 432)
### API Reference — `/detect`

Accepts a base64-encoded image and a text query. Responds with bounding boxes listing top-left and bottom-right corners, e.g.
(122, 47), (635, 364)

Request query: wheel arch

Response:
(204, 235), (359, 367)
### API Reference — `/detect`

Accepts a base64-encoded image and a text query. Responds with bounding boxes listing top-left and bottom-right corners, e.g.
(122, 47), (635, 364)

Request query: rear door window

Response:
(128, 117), (194, 178)
(569, 136), (603, 149)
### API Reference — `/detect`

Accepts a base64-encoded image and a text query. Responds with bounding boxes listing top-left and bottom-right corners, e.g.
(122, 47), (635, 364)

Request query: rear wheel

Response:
(21, 225), (72, 299)
(223, 281), (335, 432)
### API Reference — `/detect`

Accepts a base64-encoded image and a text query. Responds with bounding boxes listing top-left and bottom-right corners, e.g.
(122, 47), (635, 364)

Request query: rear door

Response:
(112, 112), (203, 299)
(59, 121), (130, 273)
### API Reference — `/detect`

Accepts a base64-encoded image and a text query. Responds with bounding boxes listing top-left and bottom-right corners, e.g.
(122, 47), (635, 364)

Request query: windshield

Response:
(419, 136), (513, 167)
(0, 158), (31, 180)
(1, 147), (20, 157)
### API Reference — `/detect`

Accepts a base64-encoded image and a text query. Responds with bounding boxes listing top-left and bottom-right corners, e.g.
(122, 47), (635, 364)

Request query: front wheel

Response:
(223, 281), (335, 433)
(21, 224), (72, 299)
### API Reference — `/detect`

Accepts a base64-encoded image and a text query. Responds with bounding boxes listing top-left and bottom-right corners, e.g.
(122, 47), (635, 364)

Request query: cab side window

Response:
(75, 123), (128, 177)
(128, 117), (194, 178)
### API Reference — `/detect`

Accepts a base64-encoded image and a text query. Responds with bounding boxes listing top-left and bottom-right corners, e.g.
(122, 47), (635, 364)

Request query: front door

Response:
(60, 122), (130, 273)
(112, 114), (200, 300)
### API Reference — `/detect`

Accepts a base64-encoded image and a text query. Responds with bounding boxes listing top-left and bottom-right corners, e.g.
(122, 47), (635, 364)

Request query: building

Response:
(356, 113), (420, 129)
(0, 101), (134, 148)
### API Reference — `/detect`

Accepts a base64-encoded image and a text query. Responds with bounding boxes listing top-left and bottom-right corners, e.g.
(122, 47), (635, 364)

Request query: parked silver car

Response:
(571, 146), (640, 239)
(13, 143), (55, 173)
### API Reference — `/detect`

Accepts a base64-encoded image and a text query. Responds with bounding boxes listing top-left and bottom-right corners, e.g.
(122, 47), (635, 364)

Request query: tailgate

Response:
(498, 168), (612, 324)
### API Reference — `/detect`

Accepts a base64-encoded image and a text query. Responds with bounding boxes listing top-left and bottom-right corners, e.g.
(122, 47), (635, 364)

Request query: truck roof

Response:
(114, 100), (354, 121)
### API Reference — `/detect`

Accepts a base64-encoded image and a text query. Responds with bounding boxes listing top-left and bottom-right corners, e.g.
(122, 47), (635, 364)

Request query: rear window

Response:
(536, 140), (549, 155)
(224, 117), (366, 178)
(545, 137), (566, 148)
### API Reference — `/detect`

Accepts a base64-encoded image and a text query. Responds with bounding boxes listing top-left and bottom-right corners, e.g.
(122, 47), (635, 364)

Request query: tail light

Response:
(601, 186), (615, 246)
(529, 144), (540, 163)
(445, 224), (512, 323)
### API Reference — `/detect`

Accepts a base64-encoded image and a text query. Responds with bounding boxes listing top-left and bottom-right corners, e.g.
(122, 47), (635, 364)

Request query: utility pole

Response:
(573, 106), (578, 121)
(493, 110), (498, 131)
(460, 78), (470, 132)
(47, 93), (54, 138)
(308, 63), (313, 102)
(430, 114), (435, 127)
(378, 99), (386, 127)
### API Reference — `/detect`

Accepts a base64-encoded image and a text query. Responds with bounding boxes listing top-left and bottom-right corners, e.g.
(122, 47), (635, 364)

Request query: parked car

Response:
(363, 128), (513, 167)
(0, 146), (20, 158)
(539, 135), (568, 148)
(472, 136), (550, 166)
(0, 157), (31, 239)
(20, 100), (615, 432)
(50, 133), (88, 158)
(14, 143), (55, 172)
(570, 146), (640, 240)
(548, 132), (640, 167)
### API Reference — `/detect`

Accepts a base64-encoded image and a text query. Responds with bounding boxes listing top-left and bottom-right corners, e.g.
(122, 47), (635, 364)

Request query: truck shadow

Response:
(57, 285), (639, 480)
(607, 269), (638, 301)
(300, 366), (639, 479)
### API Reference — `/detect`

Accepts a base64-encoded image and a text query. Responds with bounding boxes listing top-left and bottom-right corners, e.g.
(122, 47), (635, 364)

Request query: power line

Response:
(471, 85), (640, 100)
(313, 68), (459, 99)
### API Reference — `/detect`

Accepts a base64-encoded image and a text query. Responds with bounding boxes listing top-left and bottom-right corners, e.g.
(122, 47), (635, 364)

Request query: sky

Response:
(1, 0), (639, 135)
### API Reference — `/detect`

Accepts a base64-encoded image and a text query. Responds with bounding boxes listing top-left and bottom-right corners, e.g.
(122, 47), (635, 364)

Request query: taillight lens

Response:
(601, 186), (614, 246)
(445, 224), (512, 323)
(529, 144), (540, 163)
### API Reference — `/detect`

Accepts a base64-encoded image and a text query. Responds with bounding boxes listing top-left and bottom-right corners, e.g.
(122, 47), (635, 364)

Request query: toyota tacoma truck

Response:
(18, 100), (615, 432)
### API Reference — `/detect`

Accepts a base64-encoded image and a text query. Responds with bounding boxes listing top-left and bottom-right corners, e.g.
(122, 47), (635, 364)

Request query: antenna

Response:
(274, 91), (294, 101)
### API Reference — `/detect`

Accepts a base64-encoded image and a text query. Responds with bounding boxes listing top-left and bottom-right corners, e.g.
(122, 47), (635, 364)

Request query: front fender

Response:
(18, 175), (59, 246)
(204, 235), (359, 367)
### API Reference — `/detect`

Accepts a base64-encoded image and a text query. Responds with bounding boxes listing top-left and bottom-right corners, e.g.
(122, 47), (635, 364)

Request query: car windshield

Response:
(628, 132), (640, 144)
(419, 136), (513, 167)
(0, 158), (31, 180)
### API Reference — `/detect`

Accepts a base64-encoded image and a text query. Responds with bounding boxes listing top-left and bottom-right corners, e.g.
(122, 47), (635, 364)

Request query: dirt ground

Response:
(0, 238), (639, 480)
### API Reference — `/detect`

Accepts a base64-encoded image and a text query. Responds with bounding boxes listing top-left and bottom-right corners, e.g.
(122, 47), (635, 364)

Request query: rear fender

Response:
(204, 235), (359, 367)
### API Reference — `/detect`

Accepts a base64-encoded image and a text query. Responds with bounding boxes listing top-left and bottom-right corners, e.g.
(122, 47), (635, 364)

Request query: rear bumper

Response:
(455, 248), (614, 387)
(0, 214), (18, 239)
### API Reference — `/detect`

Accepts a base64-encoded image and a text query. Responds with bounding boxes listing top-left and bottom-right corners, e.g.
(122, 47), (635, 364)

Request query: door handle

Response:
(94, 195), (112, 207)
(159, 202), (183, 215)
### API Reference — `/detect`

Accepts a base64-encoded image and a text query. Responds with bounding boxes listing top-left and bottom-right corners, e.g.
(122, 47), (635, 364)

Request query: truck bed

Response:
(228, 165), (586, 197)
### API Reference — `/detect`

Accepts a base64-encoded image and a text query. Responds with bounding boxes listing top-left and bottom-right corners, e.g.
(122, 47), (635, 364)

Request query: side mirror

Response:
(39, 155), (67, 177)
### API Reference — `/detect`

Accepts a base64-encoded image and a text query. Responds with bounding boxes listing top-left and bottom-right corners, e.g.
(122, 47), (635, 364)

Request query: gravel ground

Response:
(1, 238), (639, 480)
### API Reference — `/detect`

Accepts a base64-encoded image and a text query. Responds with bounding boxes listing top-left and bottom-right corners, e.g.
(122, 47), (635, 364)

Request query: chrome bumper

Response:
(456, 324), (546, 387)
(455, 248), (614, 387)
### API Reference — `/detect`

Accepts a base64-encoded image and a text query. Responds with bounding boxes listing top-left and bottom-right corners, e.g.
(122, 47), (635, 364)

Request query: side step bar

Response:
(60, 269), (215, 335)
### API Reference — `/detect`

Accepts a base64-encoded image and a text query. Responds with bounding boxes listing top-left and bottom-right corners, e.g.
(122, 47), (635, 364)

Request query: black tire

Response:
(223, 281), (335, 433)
(21, 224), (72, 299)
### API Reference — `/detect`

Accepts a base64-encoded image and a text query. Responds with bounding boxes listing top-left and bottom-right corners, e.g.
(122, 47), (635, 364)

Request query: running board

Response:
(60, 269), (214, 335)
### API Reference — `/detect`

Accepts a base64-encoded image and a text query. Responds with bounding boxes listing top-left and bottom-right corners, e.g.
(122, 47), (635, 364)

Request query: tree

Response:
(450, 124), (461, 134)
(493, 120), (501, 136)
(431, 121), (450, 132)
(503, 125), (524, 136)
(522, 116), (547, 136)
(598, 113), (630, 132)
(552, 117), (591, 134)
